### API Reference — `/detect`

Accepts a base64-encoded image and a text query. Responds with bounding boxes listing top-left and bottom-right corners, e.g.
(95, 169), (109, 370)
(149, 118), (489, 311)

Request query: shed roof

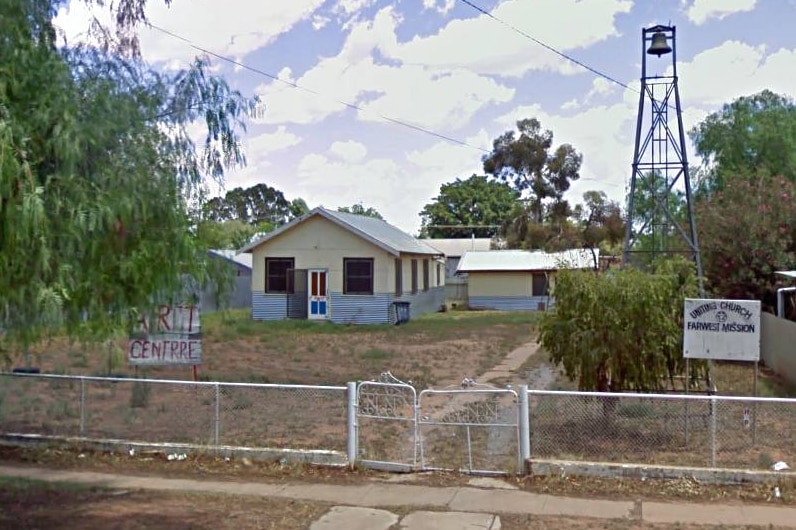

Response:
(209, 249), (253, 269)
(240, 207), (442, 257)
(456, 249), (598, 273)
(426, 238), (492, 257)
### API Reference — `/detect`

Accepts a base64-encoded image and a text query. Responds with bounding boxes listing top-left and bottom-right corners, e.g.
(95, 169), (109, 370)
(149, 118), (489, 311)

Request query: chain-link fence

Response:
(3, 372), (796, 475)
(529, 390), (796, 470)
(0, 373), (348, 453)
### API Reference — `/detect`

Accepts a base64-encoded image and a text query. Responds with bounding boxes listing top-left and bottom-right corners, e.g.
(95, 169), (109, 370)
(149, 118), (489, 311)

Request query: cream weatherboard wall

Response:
(468, 271), (553, 311)
(250, 215), (444, 324)
(251, 215), (394, 293)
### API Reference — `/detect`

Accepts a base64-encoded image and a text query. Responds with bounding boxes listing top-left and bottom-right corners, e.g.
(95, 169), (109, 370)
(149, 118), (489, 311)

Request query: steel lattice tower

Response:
(623, 25), (703, 286)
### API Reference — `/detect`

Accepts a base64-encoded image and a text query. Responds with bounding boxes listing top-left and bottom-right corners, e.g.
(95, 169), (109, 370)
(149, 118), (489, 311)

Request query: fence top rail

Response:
(528, 389), (796, 404)
(420, 388), (518, 396)
(0, 372), (347, 392)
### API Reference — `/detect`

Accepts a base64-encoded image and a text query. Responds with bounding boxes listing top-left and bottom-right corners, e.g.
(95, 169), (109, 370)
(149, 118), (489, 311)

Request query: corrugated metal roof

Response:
(241, 207), (442, 257)
(456, 249), (599, 272)
(209, 249), (253, 269)
(426, 238), (493, 257)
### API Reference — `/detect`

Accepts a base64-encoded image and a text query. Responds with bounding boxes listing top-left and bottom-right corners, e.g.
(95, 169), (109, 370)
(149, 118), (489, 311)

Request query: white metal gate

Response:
(418, 385), (521, 474)
(356, 372), (417, 471)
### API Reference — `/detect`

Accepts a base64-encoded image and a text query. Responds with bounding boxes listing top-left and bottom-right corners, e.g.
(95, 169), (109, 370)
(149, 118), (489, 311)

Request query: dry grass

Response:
(9, 310), (538, 388)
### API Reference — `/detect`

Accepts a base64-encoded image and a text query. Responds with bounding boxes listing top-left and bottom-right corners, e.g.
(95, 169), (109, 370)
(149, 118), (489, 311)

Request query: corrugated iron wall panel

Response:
(396, 287), (445, 316)
(468, 296), (550, 311)
(330, 293), (394, 325)
(252, 292), (287, 320)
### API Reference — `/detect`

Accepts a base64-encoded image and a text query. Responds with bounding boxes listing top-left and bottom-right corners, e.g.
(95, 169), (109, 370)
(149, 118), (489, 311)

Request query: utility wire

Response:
(149, 24), (490, 153)
(456, 0), (634, 93)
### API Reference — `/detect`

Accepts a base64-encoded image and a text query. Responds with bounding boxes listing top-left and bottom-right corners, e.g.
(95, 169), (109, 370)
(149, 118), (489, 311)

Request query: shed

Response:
(456, 249), (598, 311)
(241, 207), (445, 324)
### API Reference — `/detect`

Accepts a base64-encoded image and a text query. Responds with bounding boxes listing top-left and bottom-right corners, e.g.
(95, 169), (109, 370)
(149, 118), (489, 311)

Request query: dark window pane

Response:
(411, 260), (418, 293)
(423, 260), (430, 291)
(344, 258), (374, 294)
(532, 273), (548, 297)
(266, 258), (294, 293)
(395, 259), (402, 295)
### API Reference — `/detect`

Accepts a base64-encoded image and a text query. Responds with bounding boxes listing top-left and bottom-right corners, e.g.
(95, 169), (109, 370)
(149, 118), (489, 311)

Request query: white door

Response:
(308, 269), (328, 320)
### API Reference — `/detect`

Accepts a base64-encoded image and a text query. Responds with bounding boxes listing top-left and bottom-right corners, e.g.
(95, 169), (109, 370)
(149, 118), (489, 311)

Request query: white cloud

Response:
(422, 0), (456, 15)
(329, 140), (368, 162)
(246, 126), (303, 154)
(669, 41), (796, 108)
(334, 0), (375, 15)
(55, 1), (326, 67)
(255, 8), (515, 129)
(685, 0), (758, 25)
(391, 0), (633, 78)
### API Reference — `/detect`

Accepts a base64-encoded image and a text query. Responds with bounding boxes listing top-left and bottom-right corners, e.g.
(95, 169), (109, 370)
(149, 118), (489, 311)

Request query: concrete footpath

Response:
(2, 465), (796, 528)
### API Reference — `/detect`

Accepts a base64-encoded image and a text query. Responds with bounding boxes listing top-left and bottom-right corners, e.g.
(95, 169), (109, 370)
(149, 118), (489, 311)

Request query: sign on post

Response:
(683, 298), (761, 361)
(128, 304), (202, 366)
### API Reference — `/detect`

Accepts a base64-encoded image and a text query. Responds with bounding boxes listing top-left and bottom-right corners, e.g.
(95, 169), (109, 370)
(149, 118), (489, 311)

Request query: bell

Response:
(647, 32), (672, 56)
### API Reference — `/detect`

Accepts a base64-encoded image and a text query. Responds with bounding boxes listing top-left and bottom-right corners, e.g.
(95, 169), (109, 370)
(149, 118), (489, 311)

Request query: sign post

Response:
(683, 298), (761, 449)
(128, 304), (202, 376)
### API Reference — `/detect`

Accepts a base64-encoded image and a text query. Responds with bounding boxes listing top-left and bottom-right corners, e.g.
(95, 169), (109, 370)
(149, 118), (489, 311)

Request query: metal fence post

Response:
(346, 382), (357, 469)
(79, 377), (86, 438)
(213, 383), (221, 446)
(518, 385), (530, 474)
(710, 395), (717, 468)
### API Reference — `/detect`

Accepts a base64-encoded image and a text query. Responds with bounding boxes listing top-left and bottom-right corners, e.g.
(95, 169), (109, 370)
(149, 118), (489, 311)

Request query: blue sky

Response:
(56, 0), (796, 234)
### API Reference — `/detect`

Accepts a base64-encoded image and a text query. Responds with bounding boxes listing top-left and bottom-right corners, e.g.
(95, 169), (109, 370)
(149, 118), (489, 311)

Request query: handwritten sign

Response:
(683, 298), (760, 362)
(128, 304), (202, 366)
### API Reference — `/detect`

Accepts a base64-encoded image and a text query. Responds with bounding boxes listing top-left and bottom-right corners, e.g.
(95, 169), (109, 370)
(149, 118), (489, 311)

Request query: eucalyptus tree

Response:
(0, 0), (258, 353)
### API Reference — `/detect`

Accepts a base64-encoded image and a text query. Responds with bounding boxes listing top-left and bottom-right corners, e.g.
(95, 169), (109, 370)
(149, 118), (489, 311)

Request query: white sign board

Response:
(683, 298), (761, 362)
(128, 304), (202, 366)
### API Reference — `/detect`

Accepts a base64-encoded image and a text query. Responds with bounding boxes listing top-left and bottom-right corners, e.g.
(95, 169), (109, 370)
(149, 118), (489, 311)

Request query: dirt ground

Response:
(0, 446), (793, 508)
(0, 474), (791, 530)
(9, 310), (537, 388)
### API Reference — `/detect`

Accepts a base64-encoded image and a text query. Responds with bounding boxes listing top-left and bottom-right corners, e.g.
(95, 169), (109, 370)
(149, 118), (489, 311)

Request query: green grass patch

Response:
(203, 309), (539, 340)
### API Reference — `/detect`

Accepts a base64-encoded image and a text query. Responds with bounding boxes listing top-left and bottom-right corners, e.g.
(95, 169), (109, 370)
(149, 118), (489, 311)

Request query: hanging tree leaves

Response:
(0, 0), (259, 351)
(538, 258), (707, 393)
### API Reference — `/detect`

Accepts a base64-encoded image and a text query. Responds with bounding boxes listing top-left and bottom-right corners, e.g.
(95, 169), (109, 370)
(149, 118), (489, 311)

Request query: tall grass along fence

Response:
(1, 372), (795, 475)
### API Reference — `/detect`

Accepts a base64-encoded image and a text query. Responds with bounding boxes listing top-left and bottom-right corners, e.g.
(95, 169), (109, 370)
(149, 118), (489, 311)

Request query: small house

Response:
(426, 238), (494, 279)
(241, 207), (445, 324)
(456, 249), (597, 311)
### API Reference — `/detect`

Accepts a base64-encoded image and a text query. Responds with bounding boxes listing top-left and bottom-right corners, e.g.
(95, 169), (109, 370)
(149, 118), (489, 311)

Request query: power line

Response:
(149, 24), (490, 153)
(456, 0), (634, 93)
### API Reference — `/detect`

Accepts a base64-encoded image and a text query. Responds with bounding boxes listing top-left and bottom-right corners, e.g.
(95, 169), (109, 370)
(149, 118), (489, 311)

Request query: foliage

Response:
(203, 183), (298, 226)
(419, 175), (519, 238)
(502, 191), (624, 257)
(483, 118), (581, 224)
(0, 0), (257, 350)
(195, 220), (258, 250)
(690, 90), (796, 192)
(625, 170), (693, 267)
(696, 173), (796, 307)
(337, 202), (383, 219)
(538, 258), (706, 392)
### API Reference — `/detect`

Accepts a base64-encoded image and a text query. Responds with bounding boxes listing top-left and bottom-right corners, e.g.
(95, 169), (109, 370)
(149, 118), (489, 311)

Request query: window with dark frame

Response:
(344, 258), (374, 295)
(395, 258), (403, 296)
(422, 259), (430, 291)
(532, 273), (549, 297)
(411, 259), (418, 294)
(265, 258), (295, 294)
(436, 262), (441, 286)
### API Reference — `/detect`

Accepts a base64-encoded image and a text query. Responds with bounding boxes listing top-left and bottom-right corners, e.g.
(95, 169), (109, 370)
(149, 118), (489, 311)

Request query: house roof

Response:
(209, 249), (253, 269)
(456, 249), (599, 273)
(240, 207), (442, 257)
(426, 238), (492, 257)
(776, 271), (796, 279)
